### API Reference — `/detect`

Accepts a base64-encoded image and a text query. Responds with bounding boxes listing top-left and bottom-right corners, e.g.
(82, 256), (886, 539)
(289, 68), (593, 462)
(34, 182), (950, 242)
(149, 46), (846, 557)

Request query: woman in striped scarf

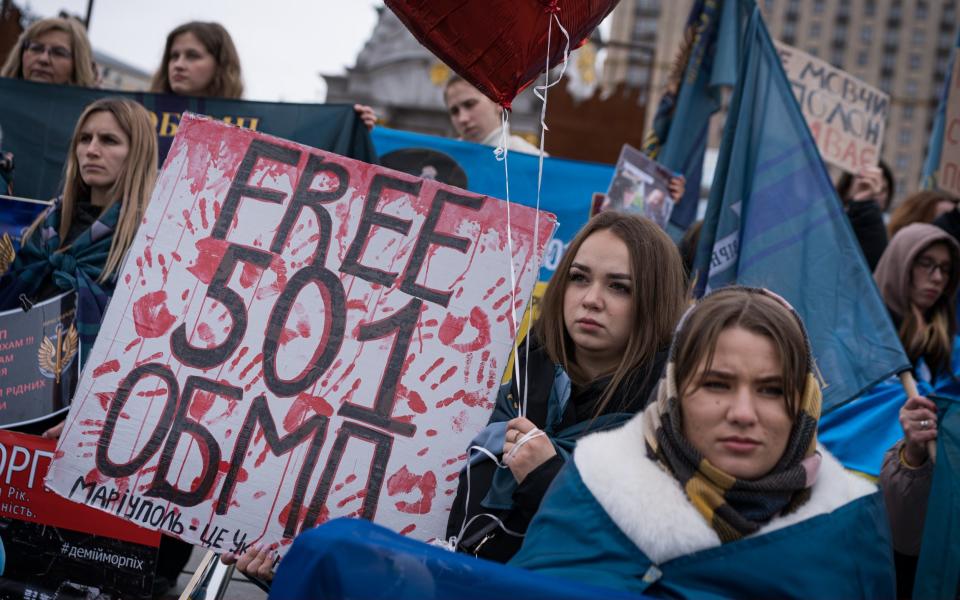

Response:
(511, 287), (895, 599)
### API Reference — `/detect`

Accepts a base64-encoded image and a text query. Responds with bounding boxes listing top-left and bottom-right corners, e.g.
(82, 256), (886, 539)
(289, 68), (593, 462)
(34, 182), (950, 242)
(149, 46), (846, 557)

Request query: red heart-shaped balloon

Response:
(386, 0), (618, 109)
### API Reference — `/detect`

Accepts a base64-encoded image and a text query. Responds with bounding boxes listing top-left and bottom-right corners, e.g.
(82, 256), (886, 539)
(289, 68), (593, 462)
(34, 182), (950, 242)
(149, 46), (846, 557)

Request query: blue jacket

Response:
(511, 414), (896, 599)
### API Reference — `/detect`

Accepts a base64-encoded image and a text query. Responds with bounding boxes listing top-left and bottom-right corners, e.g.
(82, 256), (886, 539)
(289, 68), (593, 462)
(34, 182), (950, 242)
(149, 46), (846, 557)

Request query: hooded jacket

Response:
(873, 223), (960, 375)
(874, 223), (960, 323)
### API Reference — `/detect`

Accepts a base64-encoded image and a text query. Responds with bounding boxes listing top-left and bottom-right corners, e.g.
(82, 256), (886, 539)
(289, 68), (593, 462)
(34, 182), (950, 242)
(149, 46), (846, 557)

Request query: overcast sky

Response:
(22, 0), (383, 102)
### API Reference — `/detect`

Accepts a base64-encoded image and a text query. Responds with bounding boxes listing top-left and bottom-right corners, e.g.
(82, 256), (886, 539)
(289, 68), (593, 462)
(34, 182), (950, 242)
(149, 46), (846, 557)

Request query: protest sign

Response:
(937, 57), (960, 197)
(0, 430), (160, 599)
(774, 41), (889, 173)
(594, 145), (675, 229)
(0, 77), (375, 201)
(0, 292), (78, 428)
(46, 115), (555, 553)
(373, 127), (613, 281)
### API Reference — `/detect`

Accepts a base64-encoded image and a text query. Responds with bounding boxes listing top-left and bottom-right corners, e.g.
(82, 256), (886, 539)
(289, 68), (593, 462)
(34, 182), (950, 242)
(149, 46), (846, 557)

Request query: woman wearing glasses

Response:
(873, 222), (959, 597)
(0, 17), (96, 87)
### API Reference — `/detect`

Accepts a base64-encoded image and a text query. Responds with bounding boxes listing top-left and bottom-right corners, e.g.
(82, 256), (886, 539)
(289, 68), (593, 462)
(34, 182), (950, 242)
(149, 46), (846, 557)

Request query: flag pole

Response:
(899, 371), (937, 463)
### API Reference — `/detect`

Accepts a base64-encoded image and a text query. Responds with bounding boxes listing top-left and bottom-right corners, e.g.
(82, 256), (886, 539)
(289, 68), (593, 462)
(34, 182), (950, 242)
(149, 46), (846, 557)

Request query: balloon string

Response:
(496, 110), (526, 419)
(521, 12), (571, 418)
(436, 428), (547, 552)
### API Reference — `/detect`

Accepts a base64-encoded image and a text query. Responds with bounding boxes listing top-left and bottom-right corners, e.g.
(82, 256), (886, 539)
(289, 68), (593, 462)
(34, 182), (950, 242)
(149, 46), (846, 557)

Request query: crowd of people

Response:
(0, 13), (956, 600)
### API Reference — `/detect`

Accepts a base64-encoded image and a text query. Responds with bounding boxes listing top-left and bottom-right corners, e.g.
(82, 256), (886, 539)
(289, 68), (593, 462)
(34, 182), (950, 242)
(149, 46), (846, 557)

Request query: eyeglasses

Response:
(24, 41), (73, 60)
(914, 256), (951, 277)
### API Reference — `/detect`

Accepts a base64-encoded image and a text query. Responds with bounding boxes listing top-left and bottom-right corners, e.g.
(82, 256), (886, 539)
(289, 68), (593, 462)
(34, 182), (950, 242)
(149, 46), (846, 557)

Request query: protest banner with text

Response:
(775, 41), (889, 173)
(45, 115), (555, 553)
(938, 57), (960, 197)
(0, 430), (160, 599)
(0, 78), (374, 202)
(0, 292), (79, 428)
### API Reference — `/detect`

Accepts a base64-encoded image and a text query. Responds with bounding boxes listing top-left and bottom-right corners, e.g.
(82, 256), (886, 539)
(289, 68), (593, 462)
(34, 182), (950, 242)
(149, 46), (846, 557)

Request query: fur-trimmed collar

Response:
(574, 412), (877, 565)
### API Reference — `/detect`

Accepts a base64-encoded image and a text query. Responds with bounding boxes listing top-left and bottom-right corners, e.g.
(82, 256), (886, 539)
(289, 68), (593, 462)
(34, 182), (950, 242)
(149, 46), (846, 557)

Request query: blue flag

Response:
(920, 28), (960, 190)
(642, 0), (746, 235)
(915, 395), (960, 599)
(693, 4), (911, 412)
(271, 518), (644, 600)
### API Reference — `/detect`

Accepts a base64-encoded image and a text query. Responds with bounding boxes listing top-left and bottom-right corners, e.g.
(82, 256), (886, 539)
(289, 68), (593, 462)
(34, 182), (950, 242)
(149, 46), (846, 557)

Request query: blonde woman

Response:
(0, 98), (156, 366)
(1, 17), (96, 87)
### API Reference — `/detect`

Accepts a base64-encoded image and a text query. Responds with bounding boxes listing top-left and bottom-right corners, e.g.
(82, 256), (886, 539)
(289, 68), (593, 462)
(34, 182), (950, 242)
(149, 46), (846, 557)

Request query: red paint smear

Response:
(229, 346), (250, 371)
(93, 360), (120, 378)
(253, 491), (266, 500)
(437, 307), (491, 353)
(476, 350), (491, 384)
(95, 392), (114, 410)
(437, 390), (493, 410)
(387, 466), (437, 515)
(493, 293), (511, 310)
(136, 256), (143, 270)
(419, 358), (444, 382)
(399, 524), (416, 535)
(483, 277), (507, 300)
(398, 384), (426, 414)
(189, 390), (217, 420)
(132, 291), (177, 338)
(417, 447), (429, 457)
(282, 392), (334, 433)
(135, 388), (168, 398)
(158, 254), (166, 267)
(144, 246), (153, 268)
(295, 315), (311, 337)
(188, 237), (229, 284)
(181, 289), (190, 301)
(182, 209), (196, 235)
(84, 467), (110, 485)
(172, 251), (182, 262)
(199, 198), (210, 229)
(346, 299), (367, 311)
(452, 410), (468, 432)
(426, 429), (438, 437)
(124, 337), (142, 352)
(135, 351), (165, 367)
(239, 353), (263, 379)
(445, 471), (460, 482)
(213, 201), (222, 220)
(124, 273), (131, 285)
(438, 365), (458, 384)
(336, 490), (367, 508)
(196, 322), (217, 347)
(238, 260), (262, 289)
(278, 327), (299, 345)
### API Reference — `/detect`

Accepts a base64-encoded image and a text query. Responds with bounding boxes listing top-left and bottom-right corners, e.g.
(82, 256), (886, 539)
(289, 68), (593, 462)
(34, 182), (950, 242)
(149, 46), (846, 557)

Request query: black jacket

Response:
(845, 199), (888, 272)
(444, 338), (667, 563)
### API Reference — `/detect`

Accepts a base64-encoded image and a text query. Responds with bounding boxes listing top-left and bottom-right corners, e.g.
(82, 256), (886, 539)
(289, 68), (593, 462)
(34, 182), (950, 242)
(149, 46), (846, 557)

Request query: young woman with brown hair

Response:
(150, 21), (243, 98)
(511, 287), (894, 598)
(443, 211), (688, 563)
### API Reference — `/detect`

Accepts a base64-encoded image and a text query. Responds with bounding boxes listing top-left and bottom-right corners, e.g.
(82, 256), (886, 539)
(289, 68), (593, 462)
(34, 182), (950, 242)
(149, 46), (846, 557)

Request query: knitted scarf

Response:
(0, 198), (120, 367)
(642, 288), (822, 543)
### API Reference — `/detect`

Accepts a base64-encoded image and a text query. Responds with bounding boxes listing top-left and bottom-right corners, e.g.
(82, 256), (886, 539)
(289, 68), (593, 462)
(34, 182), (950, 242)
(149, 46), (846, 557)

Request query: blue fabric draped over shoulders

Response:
(511, 461), (895, 599)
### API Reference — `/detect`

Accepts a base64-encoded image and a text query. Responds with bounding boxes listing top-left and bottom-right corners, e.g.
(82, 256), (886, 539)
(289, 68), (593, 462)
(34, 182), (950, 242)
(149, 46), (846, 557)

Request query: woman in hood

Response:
(874, 223), (959, 597)
(510, 287), (894, 598)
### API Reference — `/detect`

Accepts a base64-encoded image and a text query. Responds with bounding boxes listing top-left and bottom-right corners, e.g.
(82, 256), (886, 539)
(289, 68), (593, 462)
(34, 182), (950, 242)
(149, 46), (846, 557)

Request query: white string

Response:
(497, 110), (527, 419)
(441, 428), (547, 552)
(521, 12), (571, 419)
